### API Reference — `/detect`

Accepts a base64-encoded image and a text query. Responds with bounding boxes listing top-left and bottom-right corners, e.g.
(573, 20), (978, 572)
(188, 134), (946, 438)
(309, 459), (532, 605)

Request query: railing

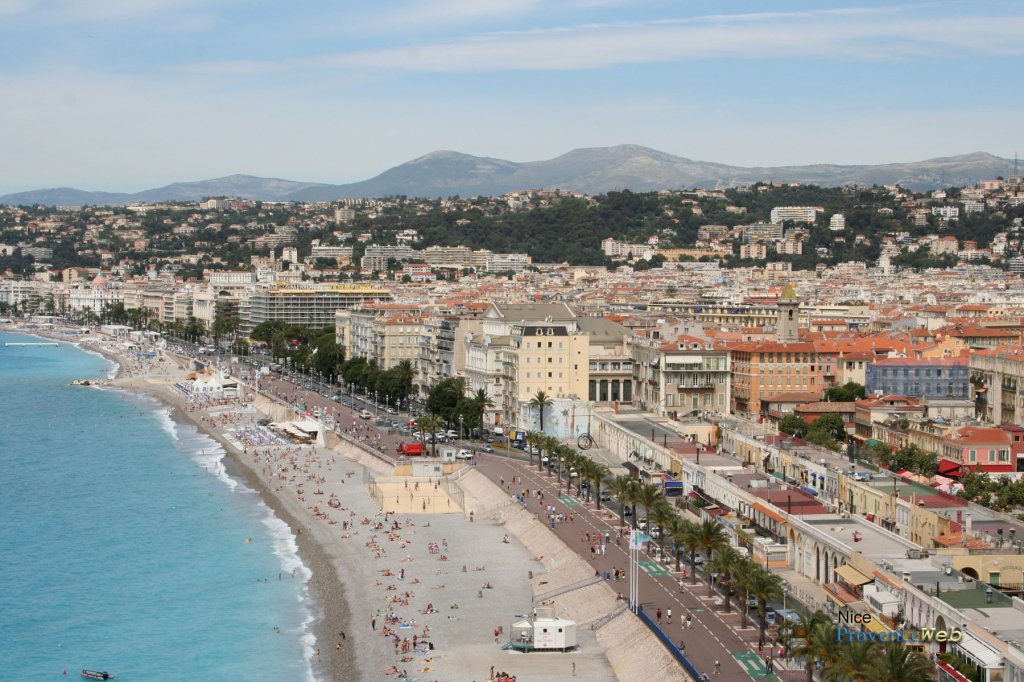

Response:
(635, 607), (701, 680)
(534, 575), (604, 602)
(589, 602), (628, 630)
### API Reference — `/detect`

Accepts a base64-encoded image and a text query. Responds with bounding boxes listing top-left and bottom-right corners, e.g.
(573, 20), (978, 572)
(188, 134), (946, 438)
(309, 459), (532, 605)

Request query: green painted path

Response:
(639, 559), (668, 577)
(558, 495), (580, 507)
(733, 651), (775, 679)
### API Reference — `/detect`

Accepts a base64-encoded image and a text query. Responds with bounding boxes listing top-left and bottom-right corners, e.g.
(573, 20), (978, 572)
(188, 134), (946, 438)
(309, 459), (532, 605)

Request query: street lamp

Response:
(782, 581), (789, 610)
(459, 414), (464, 441)
(373, 391), (379, 417)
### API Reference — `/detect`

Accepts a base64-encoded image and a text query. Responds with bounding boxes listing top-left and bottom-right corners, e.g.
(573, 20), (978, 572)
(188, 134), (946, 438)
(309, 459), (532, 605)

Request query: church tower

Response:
(776, 283), (800, 342)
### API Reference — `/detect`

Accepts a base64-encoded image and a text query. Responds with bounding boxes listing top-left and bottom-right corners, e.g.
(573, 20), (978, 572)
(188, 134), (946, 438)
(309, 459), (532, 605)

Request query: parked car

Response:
(600, 491), (611, 502)
(623, 505), (633, 516)
(763, 606), (777, 626)
(636, 517), (648, 531)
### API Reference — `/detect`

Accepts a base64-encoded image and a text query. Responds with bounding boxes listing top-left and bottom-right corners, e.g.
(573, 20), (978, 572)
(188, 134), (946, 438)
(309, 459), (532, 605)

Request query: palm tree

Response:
(528, 390), (554, 431)
(666, 516), (690, 573)
(471, 388), (494, 437)
(707, 545), (744, 609)
(541, 434), (560, 473)
(414, 416), (430, 452)
(732, 559), (759, 628)
(862, 643), (934, 682)
(680, 519), (703, 585)
(647, 500), (677, 560)
(589, 461), (609, 510)
(525, 430), (543, 467)
(823, 640), (877, 682)
(745, 567), (784, 643)
(782, 611), (836, 682)
(418, 415), (445, 457)
(574, 458), (595, 502)
(605, 475), (635, 528)
(696, 519), (729, 575)
(633, 482), (664, 531)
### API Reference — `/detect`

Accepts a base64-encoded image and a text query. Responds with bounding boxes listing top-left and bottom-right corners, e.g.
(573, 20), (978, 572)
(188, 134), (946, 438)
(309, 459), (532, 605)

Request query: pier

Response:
(4, 342), (59, 347)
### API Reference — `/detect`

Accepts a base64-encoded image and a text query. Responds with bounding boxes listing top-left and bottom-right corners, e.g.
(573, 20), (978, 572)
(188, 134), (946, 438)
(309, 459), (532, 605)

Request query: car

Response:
(623, 505), (633, 516)
(446, 430), (459, 439)
(636, 517), (648, 531)
(747, 596), (758, 610)
(600, 491), (611, 502)
(359, 410), (372, 420)
(764, 606), (777, 626)
(482, 435), (494, 443)
(433, 432), (448, 443)
(481, 445), (494, 453)
(527, 444), (539, 455)
(649, 527), (661, 539)
(455, 449), (473, 460)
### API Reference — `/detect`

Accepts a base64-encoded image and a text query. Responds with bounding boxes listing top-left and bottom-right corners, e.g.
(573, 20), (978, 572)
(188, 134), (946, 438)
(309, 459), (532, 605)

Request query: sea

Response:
(0, 331), (319, 681)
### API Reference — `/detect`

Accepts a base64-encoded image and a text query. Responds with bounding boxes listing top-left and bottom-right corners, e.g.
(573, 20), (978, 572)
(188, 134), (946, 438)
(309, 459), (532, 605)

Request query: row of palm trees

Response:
(781, 610), (935, 682)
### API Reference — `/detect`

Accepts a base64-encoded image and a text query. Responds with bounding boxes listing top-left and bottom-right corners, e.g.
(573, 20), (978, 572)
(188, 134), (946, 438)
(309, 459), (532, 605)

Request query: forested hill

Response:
(351, 184), (1022, 268)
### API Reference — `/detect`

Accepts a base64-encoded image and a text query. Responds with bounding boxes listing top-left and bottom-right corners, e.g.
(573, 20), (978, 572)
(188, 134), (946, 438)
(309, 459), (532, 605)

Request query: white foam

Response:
(155, 408), (180, 442)
(259, 509), (320, 682)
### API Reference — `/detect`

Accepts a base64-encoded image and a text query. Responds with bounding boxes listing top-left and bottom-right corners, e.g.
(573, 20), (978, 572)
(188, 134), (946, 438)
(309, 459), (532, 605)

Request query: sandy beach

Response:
(44, 328), (634, 682)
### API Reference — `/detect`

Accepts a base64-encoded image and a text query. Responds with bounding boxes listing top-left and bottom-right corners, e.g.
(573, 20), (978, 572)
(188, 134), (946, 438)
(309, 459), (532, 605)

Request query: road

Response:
(472, 454), (804, 682)
(192, 353), (802, 680)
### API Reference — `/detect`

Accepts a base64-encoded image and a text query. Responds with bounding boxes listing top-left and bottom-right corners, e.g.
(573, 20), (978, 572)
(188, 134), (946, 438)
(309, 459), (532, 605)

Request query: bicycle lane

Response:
(476, 454), (800, 681)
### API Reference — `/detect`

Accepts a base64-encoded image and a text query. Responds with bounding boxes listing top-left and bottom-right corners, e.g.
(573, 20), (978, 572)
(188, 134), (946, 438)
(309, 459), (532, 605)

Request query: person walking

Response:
(666, 607), (672, 624)
(656, 608), (662, 624)
(714, 659), (721, 675)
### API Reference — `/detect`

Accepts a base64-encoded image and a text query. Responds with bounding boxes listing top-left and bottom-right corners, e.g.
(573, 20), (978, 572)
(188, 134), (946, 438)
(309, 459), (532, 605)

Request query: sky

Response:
(1, 0), (1022, 193)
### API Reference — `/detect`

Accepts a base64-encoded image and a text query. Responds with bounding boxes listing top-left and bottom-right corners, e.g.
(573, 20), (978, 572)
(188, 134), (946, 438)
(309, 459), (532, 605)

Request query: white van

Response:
(359, 409), (372, 420)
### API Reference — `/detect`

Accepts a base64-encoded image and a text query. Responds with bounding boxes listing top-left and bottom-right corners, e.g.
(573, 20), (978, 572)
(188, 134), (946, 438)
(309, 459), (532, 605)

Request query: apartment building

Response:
(866, 356), (970, 399)
(970, 346), (1024, 425)
(729, 341), (822, 415)
(239, 285), (391, 335)
(632, 334), (730, 417)
(770, 206), (821, 224)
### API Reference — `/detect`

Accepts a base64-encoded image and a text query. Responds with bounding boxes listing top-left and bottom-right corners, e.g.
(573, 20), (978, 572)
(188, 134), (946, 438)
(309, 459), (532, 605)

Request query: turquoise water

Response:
(0, 332), (318, 680)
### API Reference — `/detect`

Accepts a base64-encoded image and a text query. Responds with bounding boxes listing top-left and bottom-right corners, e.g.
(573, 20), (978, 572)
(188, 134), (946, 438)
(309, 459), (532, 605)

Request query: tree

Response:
(426, 377), (467, 427)
(525, 430), (544, 468)
(417, 415), (445, 457)
(862, 642), (935, 682)
(823, 381), (866, 402)
(647, 500), (676, 558)
(745, 567), (783, 642)
(679, 520), (703, 585)
(807, 412), (847, 444)
(528, 390), (554, 431)
(633, 482), (664, 531)
(707, 544), (744, 611)
(605, 475), (636, 528)
(784, 614), (841, 682)
(696, 520), (729, 594)
(778, 414), (808, 438)
(666, 516), (690, 573)
(732, 559), (759, 628)
(470, 388), (494, 434)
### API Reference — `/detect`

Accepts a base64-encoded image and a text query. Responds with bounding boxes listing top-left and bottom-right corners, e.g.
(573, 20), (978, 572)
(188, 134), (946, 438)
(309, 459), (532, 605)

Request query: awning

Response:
(824, 582), (862, 606)
(862, 616), (892, 634)
(800, 486), (819, 497)
(835, 564), (873, 586)
(953, 631), (1003, 669)
(937, 460), (962, 475)
(752, 502), (787, 524)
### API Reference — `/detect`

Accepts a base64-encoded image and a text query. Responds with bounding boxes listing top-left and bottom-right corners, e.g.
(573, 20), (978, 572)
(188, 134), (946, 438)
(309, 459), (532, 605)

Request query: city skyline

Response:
(1, 0), (1023, 194)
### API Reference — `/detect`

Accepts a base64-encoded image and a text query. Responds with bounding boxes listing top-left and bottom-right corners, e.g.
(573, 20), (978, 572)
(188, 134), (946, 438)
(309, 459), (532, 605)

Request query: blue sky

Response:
(0, 0), (1022, 193)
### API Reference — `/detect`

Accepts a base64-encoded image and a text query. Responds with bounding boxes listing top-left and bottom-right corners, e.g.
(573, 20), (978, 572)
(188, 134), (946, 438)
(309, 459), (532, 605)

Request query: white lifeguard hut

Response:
(509, 607), (577, 652)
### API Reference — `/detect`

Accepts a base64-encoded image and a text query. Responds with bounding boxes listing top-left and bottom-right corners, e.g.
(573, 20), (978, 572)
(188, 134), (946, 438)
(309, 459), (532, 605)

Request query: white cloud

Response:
(179, 9), (1024, 76)
(0, 0), (38, 16)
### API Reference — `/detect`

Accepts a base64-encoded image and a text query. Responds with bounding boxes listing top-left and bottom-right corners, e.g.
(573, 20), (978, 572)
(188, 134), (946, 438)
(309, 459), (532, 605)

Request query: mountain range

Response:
(1, 145), (1016, 206)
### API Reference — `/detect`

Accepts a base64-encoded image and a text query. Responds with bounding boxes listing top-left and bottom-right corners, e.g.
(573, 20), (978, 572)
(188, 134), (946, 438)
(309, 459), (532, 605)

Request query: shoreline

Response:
(97, 346), (350, 682)
(5, 328), (346, 682)
(6, 326), (656, 681)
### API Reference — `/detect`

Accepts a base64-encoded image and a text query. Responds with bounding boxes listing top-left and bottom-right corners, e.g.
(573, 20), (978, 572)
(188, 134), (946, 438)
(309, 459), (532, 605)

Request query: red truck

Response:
(396, 442), (424, 456)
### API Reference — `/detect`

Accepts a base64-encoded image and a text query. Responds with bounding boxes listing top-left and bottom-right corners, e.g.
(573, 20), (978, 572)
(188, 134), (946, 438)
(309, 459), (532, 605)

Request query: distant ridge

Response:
(1, 147), (1014, 206)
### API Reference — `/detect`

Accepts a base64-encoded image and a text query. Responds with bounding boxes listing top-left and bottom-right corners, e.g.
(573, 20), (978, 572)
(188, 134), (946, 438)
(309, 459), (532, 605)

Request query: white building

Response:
(829, 213), (846, 231)
(770, 206), (821, 224)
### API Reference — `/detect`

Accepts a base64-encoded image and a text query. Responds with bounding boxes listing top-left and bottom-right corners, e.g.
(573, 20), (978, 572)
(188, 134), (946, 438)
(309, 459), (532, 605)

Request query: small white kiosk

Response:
(509, 607), (577, 652)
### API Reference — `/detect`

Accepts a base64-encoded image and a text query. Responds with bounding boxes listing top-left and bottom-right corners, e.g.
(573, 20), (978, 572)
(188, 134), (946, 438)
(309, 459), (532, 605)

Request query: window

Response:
(548, 372), (552, 378)
(548, 342), (553, 348)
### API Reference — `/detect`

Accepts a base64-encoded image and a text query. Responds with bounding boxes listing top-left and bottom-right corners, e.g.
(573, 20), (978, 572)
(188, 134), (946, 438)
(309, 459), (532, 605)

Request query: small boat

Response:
(81, 671), (114, 680)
